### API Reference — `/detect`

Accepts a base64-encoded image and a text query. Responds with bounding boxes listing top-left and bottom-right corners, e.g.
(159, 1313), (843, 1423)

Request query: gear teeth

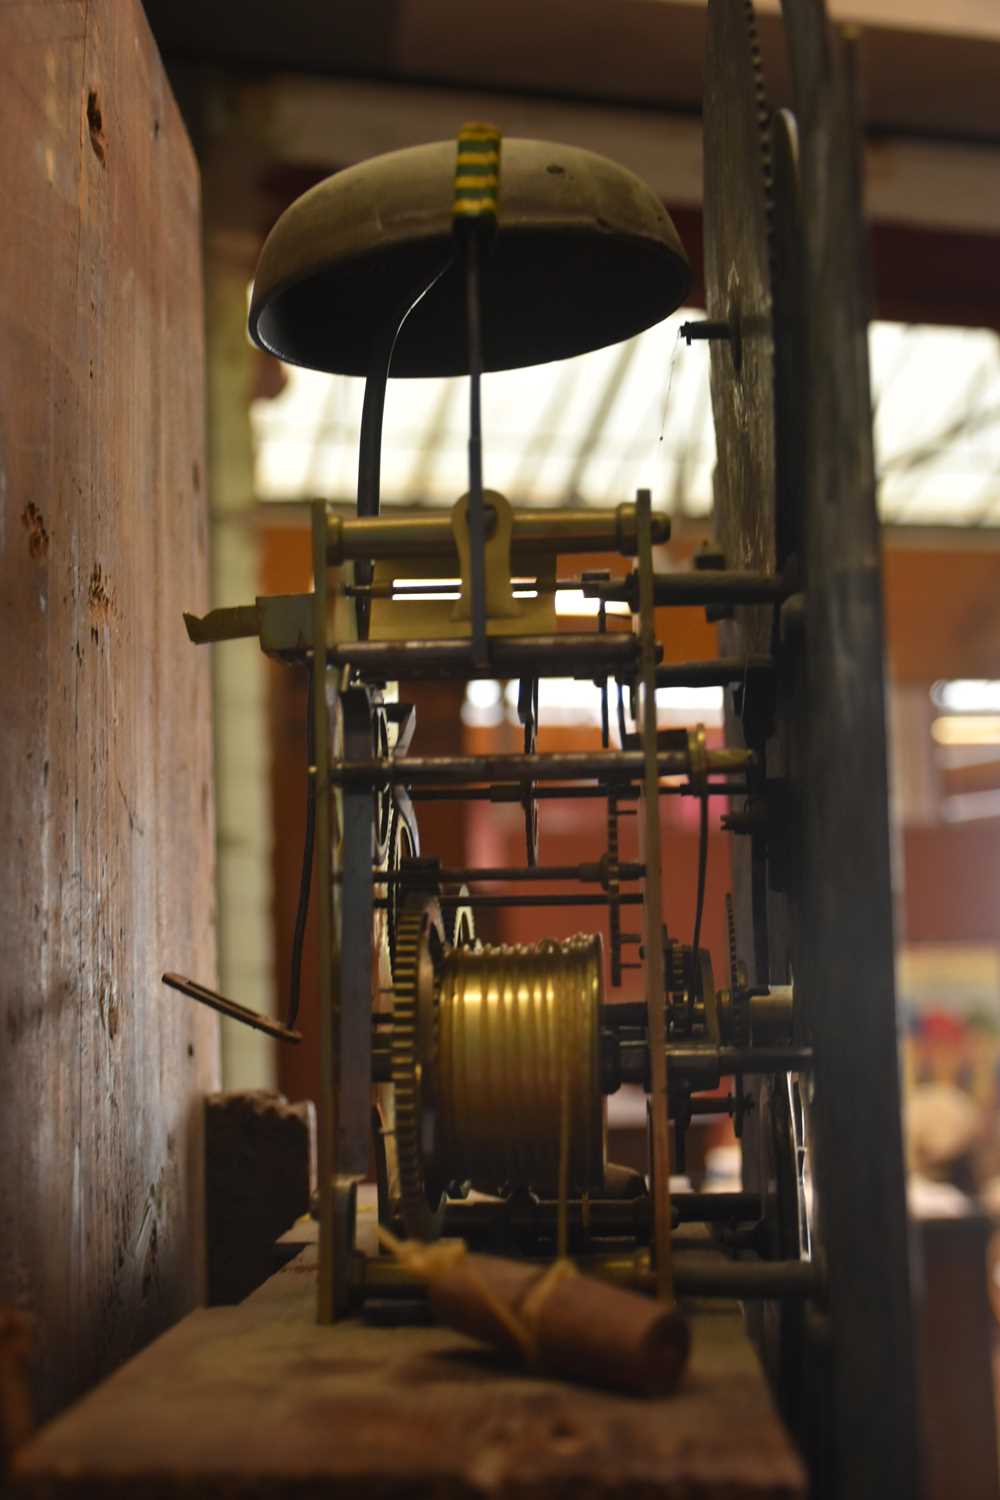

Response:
(606, 792), (623, 986)
(742, 0), (777, 258)
(726, 892), (752, 1047)
(391, 906), (439, 1237)
(726, 892), (738, 987)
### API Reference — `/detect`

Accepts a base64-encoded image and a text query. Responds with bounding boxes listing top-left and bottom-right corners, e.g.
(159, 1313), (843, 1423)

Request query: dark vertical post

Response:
(311, 503), (336, 1322)
(781, 8), (922, 1495)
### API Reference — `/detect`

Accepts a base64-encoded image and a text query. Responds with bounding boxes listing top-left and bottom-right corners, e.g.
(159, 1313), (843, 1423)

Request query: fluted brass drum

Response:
(434, 935), (606, 1194)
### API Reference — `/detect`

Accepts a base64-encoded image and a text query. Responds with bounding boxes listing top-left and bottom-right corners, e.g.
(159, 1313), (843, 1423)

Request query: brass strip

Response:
(637, 488), (674, 1300)
(312, 501), (335, 1322)
(325, 502), (670, 565)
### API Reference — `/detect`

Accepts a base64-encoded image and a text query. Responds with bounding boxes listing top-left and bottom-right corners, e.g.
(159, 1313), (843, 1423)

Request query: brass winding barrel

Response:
(434, 935), (606, 1193)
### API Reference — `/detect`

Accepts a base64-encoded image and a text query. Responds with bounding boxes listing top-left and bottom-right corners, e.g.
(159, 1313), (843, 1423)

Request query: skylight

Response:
(252, 314), (1000, 528)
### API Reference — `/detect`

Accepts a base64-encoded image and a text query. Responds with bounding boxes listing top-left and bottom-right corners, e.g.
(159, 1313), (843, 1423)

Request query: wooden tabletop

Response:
(13, 1221), (805, 1499)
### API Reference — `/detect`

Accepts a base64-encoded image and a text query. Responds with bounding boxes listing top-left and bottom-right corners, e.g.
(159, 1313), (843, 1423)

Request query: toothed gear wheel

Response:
(386, 801), (418, 982)
(726, 891), (739, 986)
(667, 940), (689, 997)
(391, 900), (446, 1239)
(606, 794), (623, 987)
(704, 0), (779, 661)
(726, 892), (752, 1048)
(733, 985), (752, 1049)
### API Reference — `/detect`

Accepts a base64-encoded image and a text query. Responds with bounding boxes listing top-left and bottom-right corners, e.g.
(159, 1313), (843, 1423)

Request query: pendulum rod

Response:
(453, 123), (501, 667)
(463, 230), (487, 666)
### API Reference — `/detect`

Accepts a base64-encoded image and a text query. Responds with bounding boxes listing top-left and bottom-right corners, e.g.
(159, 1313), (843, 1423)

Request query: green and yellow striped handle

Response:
(453, 123), (502, 224)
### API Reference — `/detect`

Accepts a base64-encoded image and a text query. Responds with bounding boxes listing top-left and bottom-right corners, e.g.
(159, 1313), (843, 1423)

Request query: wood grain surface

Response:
(13, 1232), (806, 1498)
(0, 0), (218, 1427)
(782, 8), (920, 1497)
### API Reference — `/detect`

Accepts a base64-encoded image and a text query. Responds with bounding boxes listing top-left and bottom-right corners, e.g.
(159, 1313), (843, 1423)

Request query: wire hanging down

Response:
(355, 257), (452, 637)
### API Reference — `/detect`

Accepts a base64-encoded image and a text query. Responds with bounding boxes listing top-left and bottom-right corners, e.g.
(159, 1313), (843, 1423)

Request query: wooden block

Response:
(205, 1092), (316, 1303)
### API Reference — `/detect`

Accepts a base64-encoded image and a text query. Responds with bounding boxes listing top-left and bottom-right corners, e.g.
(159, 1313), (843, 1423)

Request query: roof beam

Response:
(149, 0), (1000, 142)
(246, 73), (1000, 236)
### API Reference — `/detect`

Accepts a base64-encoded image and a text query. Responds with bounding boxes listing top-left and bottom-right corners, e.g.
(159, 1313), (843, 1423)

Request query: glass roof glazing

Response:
(252, 312), (1000, 527)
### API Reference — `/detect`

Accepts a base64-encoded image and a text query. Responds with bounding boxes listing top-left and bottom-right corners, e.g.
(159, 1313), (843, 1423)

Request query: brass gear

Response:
(605, 792), (623, 987)
(390, 899), (445, 1239)
(666, 939), (689, 997)
(704, 0), (779, 659)
(726, 892), (752, 1048)
(386, 801), (418, 982)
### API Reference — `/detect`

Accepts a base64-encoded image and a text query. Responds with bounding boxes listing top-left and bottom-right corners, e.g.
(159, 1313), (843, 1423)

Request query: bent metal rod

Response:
(329, 747), (753, 787)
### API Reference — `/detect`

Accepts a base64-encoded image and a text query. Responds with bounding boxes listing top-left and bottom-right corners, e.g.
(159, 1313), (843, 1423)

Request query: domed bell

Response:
(248, 138), (691, 379)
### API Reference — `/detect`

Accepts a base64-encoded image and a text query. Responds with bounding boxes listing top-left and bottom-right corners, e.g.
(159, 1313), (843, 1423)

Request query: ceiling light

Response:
(657, 686), (724, 713)
(930, 679), (1000, 714)
(555, 589), (631, 618)
(461, 677), (504, 728)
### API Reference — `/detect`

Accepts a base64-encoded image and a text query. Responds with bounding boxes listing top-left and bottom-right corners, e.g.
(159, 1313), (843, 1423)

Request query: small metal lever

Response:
(162, 972), (302, 1044)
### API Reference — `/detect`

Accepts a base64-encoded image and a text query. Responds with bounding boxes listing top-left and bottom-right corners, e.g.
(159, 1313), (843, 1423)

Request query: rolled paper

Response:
(378, 1231), (690, 1397)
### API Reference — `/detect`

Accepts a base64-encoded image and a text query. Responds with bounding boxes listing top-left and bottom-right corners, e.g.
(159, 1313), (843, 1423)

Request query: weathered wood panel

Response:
(0, 0), (217, 1426)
